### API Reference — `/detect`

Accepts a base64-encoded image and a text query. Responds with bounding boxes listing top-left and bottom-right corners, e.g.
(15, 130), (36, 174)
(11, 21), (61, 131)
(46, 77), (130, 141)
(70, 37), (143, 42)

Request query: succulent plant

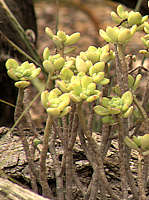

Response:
(89, 61), (110, 85)
(98, 44), (115, 63)
(67, 72), (101, 103)
(111, 4), (148, 29)
(100, 4), (149, 45)
(41, 88), (71, 117)
(99, 25), (137, 45)
(83, 46), (100, 64)
(5, 59), (41, 88)
(139, 22), (149, 57)
(75, 56), (90, 73)
(64, 32), (80, 46)
(56, 67), (74, 92)
(43, 51), (65, 74)
(125, 134), (149, 155)
(94, 91), (133, 123)
(45, 27), (80, 50)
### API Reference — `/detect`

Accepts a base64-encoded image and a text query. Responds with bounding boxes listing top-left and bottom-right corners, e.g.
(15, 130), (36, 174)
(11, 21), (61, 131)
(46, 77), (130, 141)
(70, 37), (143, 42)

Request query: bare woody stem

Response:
(118, 117), (128, 200)
(66, 111), (79, 200)
(62, 115), (73, 200)
(77, 103), (121, 200)
(114, 43), (131, 199)
(48, 131), (64, 200)
(114, 44), (128, 93)
(14, 88), (24, 122)
(39, 114), (54, 199)
(117, 44), (128, 92)
(14, 88), (39, 192)
(138, 153), (146, 200)
(65, 143), (73, 200)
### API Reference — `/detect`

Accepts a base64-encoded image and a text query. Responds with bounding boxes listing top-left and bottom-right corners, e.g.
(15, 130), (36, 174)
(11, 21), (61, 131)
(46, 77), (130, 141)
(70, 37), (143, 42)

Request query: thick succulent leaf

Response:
(94, 105), (110, 116)
(124, 136), (140, 151)
(141, 134), (149, 151)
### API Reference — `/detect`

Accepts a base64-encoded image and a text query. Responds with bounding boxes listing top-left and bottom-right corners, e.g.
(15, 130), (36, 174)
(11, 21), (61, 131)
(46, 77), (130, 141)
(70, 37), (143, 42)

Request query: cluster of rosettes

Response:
(111, 5), (148, 29)
(41, 27), (136, 119)
(45, 27), (80, 50)
(100, 25), (137, 45)
(65, 72), (101, 103)
(58, 44), (114, 83)
(42, 29), (115, 115)
(94, 91), (133, 124)
(100, 5), (148, 45)
(5, 59), (41, 88)
(41, 88), (71, 117)
(79, 44), (115, 64)
(125, 134), (149, 155)
(43, 48), (65, 74)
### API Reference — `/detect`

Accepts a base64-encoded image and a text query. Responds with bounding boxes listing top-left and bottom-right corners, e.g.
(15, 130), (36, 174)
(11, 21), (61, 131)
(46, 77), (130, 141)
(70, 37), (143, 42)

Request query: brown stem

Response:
(52, 119), (66, 177)
(87, 102), (96, 134)
(49, 130), (64, 200)
(68, 103), (76, 134)
(125, 158), (139, 200)
(63, 115), (73, 200)
(20, 129), (39, 192)
(114, 43), (133, 199)
(100, 124), (112, 159)
(62, 115), (68, 136)
(68, 111), (78, 150)
(133, 94), (149, 137)
(23, 87), (39, 169)
(66, 111), (78, 200)
(118, 117), (128, 200)
(77, 103), (121, 200)
(14, 88), (24, 122)
(138, 153), (146, 200)
(117, 44), (128, 92)
(52, 119), (63, 142)
(14, 88), (39, 192)
(88, 170), (99, 200)
(59, 152), (66, 177)
(72, 165), (86, 198)
(114, 44), (123, 94)
(39, 114), (53, 198)
(65, 148), (73, 200)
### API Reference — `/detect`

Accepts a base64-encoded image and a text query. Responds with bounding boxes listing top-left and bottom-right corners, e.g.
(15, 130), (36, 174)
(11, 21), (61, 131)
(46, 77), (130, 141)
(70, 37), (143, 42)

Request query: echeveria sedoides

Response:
(5, 59), (41, 88)
(41, 88), (71, 117)
(94, 91), (133, 123)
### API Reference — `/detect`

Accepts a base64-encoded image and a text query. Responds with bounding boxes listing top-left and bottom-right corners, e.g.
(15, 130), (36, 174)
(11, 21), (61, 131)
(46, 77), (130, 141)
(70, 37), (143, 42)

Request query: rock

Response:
(0, 178), (50, 200)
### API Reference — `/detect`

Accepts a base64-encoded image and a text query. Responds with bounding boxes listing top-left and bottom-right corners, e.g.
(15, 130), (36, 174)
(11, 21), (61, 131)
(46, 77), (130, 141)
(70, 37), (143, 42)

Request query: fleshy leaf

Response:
(94, 105), (110, 116)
